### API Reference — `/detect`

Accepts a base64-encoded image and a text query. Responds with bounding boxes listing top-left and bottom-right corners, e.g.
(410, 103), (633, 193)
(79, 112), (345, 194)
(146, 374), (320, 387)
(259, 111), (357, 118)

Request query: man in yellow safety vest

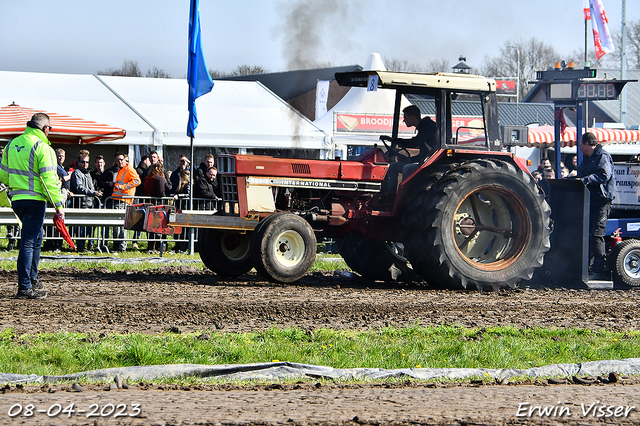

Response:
(0, 113), (64, 299)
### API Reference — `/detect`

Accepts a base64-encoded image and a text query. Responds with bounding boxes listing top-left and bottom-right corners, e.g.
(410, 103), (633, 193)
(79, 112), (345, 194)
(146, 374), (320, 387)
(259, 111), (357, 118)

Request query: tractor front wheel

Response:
(250, 213), (317, 283)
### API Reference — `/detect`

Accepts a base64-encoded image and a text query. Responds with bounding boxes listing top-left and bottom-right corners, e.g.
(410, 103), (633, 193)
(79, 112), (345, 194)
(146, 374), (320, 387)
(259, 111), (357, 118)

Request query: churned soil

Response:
(1, 266), (640, 425)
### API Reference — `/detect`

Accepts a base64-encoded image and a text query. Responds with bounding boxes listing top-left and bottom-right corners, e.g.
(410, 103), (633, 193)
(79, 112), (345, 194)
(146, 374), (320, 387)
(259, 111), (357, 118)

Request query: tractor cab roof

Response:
(335, 71), (496, 94)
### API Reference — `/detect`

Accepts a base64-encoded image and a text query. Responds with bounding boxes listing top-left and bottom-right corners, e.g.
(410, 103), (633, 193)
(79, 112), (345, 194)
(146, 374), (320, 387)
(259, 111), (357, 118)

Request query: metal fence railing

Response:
(0, 195), (219, 253)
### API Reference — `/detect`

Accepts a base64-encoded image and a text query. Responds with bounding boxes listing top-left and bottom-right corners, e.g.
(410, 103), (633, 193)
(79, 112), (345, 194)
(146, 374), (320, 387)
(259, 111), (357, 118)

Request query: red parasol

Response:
(0, 103), (126, 145)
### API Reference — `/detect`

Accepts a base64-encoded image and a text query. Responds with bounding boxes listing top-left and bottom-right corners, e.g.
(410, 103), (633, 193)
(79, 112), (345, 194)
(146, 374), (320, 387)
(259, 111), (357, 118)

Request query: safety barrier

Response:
(0, 195), (219, 253)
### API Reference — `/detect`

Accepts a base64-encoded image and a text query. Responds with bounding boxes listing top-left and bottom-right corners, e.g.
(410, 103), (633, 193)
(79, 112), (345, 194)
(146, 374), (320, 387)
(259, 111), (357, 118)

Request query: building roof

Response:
(216, 65), (362, 100)
(406, 95), (556, 126)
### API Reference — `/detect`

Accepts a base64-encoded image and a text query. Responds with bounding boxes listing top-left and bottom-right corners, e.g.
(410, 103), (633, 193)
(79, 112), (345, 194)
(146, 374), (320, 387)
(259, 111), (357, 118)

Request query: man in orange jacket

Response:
(110, 153), (140, 251)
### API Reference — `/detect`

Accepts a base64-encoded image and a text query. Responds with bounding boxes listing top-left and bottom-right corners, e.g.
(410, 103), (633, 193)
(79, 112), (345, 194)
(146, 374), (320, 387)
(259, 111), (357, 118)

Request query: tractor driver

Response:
(379, 105), (439, 201)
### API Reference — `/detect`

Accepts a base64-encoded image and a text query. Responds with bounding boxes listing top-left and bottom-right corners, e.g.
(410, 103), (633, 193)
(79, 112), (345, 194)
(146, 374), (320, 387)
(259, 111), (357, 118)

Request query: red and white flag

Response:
(583, 0), (591, 20)
(589, 0), (615, 59)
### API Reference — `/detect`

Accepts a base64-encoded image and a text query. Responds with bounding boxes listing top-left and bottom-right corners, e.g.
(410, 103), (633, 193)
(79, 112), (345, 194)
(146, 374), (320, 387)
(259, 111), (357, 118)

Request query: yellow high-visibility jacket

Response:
(0, 126), (64, 209)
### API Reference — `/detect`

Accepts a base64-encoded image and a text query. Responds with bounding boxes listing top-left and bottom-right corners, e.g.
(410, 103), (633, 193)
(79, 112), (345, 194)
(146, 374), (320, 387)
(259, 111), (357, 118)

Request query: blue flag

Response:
(187, 0), (214, 138)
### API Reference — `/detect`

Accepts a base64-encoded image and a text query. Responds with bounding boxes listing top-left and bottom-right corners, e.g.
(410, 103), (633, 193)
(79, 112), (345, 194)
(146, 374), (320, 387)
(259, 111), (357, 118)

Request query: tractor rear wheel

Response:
(610, 239), (640, 288)
(198, 228), (253, 277)
(402, 159), (551, 290)
(336, 234), (415, 282)
(250, 212), (317, 283)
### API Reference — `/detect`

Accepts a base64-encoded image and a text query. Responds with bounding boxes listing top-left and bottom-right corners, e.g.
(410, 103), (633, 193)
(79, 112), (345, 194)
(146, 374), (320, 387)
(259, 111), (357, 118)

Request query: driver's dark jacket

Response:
(395, 117), (438, 162)
(576, 143), (615, 203)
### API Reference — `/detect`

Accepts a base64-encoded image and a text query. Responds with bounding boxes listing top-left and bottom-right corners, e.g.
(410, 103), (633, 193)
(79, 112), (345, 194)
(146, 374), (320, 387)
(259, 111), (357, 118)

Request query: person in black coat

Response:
(170, 154), (190, 194)
(576, 132), (616, 280)
(195, 166), (220, 210)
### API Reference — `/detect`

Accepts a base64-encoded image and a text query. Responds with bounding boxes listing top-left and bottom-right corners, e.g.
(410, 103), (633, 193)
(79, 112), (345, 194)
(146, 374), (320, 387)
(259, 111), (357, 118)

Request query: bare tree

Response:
(383, 57), (422, 72)
(426, 58), (452, 73)
(208, 68), (226, 78)
(146, 66), (171, 78)
(482, 38), (561, 101)
(208, 65), (270, 78)
(229, 64), (270, 76)
(98, 60), (142, 77)
(626, 19), (640, 68)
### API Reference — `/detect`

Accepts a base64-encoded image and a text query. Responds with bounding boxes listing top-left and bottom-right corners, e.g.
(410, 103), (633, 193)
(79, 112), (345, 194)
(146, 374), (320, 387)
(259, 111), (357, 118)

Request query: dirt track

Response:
(1, 266), (640, 425)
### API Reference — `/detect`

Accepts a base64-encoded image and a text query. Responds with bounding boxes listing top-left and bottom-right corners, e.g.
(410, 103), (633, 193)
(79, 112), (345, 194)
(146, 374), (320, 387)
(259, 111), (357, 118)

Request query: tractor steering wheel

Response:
(380, 136), (411, 162)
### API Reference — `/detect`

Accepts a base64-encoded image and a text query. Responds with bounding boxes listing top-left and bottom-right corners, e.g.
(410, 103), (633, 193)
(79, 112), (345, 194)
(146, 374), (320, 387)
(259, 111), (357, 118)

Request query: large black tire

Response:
(197, 228), (253, 277)
(336, 234), (415, 282)
(250, 212), (317, 283)
(610, 239), (640, 288)
(402, 159), (551, 290)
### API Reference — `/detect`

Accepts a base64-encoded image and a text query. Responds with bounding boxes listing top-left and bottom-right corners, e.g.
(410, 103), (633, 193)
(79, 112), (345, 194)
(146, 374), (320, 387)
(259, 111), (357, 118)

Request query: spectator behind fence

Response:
(538, 167), (554, 202)
(135, 155), (150, 196)
(144, 150), (172, 195)
(143, 162), (167, 253)
(537, 157), (552, 173)
(55, 148), (72, 195)
(170, 154), (190, 194)
(43, 148), (72, 251)
(172, 169), (191, 253)
(110, 153), (140, 252)
(70, 150), (102, 252)
(195, 166), (220, 210)
(195, 154), (215, 180)
(0, 144), (19, 250)
(91, 155), (113, 204)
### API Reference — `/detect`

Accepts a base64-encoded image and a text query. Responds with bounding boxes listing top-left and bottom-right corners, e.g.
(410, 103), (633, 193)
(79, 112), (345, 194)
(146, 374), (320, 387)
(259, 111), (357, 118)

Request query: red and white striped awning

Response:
(0, 103), (126, 144)
(528, 125), (640, 148)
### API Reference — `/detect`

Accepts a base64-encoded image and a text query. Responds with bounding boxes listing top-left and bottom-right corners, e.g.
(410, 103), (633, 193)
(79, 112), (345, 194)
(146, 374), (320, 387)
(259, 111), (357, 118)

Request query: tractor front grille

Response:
(220, 175), (238, 203)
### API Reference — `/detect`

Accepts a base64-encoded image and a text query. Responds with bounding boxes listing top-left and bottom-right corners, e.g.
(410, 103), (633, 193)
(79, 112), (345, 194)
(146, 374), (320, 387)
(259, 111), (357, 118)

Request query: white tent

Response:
(97, 75), (328, 151)
(0, 70), (153, 145)
(0, 70), (329, 156)
(314, 53), (412, 157)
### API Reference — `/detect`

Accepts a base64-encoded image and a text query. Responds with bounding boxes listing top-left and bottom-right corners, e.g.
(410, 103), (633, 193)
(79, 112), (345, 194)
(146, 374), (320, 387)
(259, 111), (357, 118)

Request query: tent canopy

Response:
(0, 71), (152, 145)
(0, 103), (126, 144)
(0, 70), (328, 152)
(528, 125), (640, 148)
(97, 76), (327, 149)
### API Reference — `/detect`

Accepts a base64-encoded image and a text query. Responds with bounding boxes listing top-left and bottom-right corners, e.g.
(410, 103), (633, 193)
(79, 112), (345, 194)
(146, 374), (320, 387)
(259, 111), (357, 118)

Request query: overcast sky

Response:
(1, 0), (639, 78)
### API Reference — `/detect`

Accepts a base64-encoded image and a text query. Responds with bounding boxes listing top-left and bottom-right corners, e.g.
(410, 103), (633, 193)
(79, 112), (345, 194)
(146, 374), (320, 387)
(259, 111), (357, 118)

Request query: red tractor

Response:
(127, 71), (552, 291)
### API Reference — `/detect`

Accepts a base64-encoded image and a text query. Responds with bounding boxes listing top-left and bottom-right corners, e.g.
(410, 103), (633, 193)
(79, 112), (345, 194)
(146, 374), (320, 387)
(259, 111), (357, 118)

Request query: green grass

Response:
(0, 242), (348, 272)
(0, 325), (638, 377)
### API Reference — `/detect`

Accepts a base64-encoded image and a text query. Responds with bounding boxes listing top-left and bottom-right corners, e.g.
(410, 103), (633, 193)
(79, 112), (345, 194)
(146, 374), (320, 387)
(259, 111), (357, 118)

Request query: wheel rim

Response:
(623, 249), (640, 279)
(452, 185), (529, 270)
(271, 230), (305, 267)
(221, 232), (250, 261)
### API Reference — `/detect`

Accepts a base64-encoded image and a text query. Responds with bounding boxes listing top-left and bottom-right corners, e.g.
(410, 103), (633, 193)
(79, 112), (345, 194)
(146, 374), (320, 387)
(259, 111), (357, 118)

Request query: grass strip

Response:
(0, 325), (638, 377)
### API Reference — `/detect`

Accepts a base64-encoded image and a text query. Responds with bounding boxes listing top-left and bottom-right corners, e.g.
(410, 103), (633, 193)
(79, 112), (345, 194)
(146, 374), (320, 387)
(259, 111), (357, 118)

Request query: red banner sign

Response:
(335, 113), (485, 138)
(495, 79), (516, 94)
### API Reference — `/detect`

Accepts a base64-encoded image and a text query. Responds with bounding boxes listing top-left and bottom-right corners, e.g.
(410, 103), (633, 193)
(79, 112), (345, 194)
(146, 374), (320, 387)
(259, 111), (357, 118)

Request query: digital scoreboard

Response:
(547, 80), (627, 101)
(532, 68), (635, 102)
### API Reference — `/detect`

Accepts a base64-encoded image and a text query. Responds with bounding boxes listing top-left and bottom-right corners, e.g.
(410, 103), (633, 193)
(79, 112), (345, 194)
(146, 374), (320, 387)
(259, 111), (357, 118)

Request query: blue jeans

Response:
(12, 200), (46, 291)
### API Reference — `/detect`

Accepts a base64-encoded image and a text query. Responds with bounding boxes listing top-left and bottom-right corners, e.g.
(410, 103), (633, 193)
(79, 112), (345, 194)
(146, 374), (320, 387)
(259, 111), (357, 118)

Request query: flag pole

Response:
(187, 0), (214, 254)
